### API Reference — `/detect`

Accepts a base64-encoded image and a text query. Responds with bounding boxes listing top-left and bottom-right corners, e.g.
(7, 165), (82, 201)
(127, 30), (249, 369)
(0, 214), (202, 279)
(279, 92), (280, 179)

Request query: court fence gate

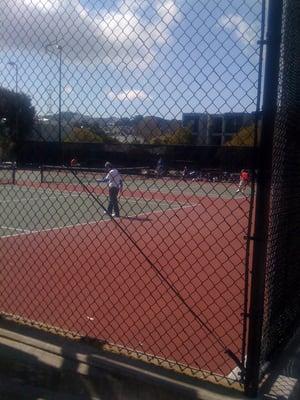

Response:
(0, 0), (299, 396)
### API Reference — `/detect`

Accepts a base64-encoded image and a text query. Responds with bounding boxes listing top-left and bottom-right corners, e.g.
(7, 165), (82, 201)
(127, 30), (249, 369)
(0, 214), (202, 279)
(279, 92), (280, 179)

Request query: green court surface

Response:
(0, 168), (249, 238)
(0, 184), (184, 238)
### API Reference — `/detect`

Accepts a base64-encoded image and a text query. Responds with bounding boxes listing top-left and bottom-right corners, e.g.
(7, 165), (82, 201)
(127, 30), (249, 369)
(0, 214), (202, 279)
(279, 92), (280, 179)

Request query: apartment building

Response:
(182, 112), (254, 145)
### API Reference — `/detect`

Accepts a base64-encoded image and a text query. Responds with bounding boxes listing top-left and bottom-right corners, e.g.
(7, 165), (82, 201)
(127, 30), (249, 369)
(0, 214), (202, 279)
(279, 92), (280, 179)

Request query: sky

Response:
(0, 0), (263, 119)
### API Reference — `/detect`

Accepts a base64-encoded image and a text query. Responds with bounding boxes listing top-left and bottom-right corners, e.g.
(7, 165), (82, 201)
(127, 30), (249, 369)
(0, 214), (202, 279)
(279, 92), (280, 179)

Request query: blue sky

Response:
(0, 0), (263, 119)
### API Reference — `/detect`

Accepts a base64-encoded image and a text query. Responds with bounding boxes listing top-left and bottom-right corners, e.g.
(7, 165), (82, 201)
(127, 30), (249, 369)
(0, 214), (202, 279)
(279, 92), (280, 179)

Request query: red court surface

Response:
(0, 192), (250, 378)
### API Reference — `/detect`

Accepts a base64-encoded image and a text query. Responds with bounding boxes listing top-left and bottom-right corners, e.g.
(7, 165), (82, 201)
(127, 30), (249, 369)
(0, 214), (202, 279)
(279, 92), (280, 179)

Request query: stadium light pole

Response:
(45, 43), (63, 163)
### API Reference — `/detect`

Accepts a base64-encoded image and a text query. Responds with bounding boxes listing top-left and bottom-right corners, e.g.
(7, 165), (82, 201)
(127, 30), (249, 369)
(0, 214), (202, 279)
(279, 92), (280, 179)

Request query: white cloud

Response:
(219, 14), (257, 45)
(23, 0), (61, 11)
(64, 84), (73, 94)
(107, 89), (148, 101)
(0, 0), (179, 70)
(157, 0), (178, 25)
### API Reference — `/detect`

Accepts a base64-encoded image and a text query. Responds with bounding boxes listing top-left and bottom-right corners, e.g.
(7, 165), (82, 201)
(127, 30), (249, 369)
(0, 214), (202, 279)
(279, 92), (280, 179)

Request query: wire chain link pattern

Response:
(0, 0), (263, 386)
(260, 0), (300, 371)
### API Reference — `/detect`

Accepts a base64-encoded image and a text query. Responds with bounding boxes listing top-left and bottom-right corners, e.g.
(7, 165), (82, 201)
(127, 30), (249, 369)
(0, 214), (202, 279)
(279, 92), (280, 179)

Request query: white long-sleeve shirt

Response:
(103, 168), (123, 189)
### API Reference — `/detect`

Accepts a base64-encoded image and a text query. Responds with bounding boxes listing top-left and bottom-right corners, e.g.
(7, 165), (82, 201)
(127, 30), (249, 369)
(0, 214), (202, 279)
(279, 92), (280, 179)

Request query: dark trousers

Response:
(107, 186), (120, 217)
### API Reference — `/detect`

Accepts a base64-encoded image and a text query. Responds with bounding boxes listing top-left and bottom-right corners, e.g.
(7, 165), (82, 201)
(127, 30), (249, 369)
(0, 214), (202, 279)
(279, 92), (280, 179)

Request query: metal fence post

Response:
(245, 0), (283, 396)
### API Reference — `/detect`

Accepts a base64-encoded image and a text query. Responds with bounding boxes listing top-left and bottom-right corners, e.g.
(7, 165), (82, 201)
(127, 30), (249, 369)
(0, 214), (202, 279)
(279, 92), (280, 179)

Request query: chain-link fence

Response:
(260, 0), (300, 381)
(0, 0), (265, 392)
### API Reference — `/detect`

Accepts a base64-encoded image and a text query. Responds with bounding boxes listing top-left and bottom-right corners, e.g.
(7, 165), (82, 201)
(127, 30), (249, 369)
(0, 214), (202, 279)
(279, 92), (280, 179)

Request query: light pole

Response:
(8, 61), (18, 93)
(45, 43), (63, 163)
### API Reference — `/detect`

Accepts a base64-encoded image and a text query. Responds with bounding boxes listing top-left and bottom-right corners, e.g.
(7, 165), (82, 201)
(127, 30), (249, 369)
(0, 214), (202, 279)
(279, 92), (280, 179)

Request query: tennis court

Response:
(0, 167), (251, 379)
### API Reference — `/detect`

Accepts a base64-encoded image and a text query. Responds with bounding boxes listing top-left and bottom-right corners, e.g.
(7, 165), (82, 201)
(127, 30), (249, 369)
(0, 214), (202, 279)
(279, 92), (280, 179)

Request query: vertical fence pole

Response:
(244, 0), (283, 397)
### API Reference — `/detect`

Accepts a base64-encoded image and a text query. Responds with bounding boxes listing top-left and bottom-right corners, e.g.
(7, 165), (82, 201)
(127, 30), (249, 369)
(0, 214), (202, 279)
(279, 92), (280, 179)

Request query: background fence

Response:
(2, 0), (297, 396)
(19, 141), (257, 172)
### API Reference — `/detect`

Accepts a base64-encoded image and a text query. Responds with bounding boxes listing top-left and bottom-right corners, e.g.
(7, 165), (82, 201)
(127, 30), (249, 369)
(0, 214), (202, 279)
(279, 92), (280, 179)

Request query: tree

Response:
(132, 116), (161, 142)
(149, 126), (194, 145)
(64, 127), (120, 144)
(64, 127), (104, 143)
(0, 87), (35, 160)
(224, 124), (259, 147)
(0, 119), (14, 161)
(130, 116), (181, 143)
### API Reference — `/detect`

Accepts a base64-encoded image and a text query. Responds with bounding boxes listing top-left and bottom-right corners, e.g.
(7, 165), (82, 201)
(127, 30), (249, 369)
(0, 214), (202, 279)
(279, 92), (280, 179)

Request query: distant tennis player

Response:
(97, 162), (123, 218)
(236, 169), (250, 194)
(70, 158), (80, 167)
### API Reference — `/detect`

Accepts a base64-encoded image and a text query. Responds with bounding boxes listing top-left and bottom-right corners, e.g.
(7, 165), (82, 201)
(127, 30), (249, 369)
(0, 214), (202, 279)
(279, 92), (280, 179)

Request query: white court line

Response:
(0, 202), (200, 240)
(0, 191), (178, 208)
(0, 195), (178, 211)
(0, 194), (91, 205)
(0, 225), (31, 233)
(0, 196), (57, 205)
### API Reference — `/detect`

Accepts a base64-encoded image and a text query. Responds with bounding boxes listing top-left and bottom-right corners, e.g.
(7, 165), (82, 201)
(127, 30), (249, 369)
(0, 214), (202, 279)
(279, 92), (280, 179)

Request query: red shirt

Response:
(241, 171), (249, 181)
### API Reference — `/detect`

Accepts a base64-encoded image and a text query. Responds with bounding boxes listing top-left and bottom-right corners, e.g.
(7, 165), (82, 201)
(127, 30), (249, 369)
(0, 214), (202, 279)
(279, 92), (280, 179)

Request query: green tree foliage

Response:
(0, 87), (35, 159)
(224, 124), (257, 146)
(133, 116), (162, 141)
(131, 116), (181, 143)
(149, 126), (194, 145)
(0, 119), (14, 161)
(64, 127), (119, 144)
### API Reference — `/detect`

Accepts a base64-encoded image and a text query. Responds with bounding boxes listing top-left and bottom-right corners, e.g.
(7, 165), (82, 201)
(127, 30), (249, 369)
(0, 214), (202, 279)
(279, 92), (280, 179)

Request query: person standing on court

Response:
(97, 162), (123, 217)
(236, 169), (250, 194)
(156, 157), (164, 176)
(70, 157), (79, 167)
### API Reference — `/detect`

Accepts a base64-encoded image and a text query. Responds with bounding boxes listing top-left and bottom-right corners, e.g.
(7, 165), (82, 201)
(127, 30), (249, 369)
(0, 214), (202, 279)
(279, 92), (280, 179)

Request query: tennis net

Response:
(40, 165), (148, 185)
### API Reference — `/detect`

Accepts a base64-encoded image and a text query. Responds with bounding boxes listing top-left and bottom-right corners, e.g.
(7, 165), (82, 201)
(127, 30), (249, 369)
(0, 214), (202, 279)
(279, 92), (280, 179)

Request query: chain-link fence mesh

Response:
(0, 0), (264, 389)
(260, 0), (300, 373)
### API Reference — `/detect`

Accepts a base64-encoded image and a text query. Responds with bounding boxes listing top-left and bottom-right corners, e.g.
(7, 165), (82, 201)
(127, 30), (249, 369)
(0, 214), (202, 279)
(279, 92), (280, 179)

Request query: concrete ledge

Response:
(0, 318), (247, 400)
